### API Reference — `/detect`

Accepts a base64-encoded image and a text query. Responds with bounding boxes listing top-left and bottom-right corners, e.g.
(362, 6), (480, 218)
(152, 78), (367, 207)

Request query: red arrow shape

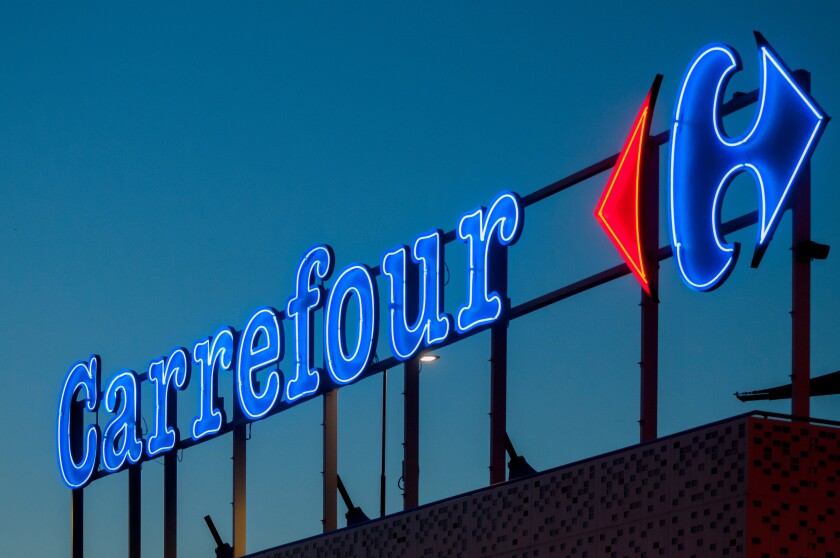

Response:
(594, 83), (658, 294)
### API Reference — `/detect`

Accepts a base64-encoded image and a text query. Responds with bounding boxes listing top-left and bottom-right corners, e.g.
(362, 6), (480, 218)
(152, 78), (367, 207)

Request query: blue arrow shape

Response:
(669, 32), (828, 291)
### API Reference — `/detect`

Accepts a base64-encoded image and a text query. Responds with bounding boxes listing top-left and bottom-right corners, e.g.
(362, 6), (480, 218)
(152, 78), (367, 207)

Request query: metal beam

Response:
(322, 389), (338, 531)
(164, 388), (178, 558)
(380, 370), (387, 518)
(489, 245), (509, 485)
(791, 178), (812, 417)
(791, 82), (812, 418)
(640, 142), (660, 442)
(128, 465), (141, 558)
(736, 370), (840, 401)
(72, 488), (83, 558)
(489, 320), (508, 484)
(232, 424), (246, 556)
(403, 359), (420, 509)
(164, 452), (177, 558)
(70, 400), (84, 558)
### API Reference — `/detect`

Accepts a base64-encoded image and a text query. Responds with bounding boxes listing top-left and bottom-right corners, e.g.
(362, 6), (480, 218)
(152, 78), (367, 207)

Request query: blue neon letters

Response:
(670, 34), (827, 291)
(286, 246), (334, 401)
(191, 327), (235, 440)
(382, 230), (452, 360)
(57, 190), (525, 487)
(236, 307), (284, 420)
(146, 348), (191, 457)
(101, 370), (143, 473)
(456, 191), (524, 333)
(55, 32), (831, 487)
(325, 264), (378, 385)
(57, 356), (101, 488)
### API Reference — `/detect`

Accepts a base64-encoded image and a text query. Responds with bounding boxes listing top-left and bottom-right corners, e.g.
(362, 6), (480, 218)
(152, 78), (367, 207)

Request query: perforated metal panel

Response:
(246, 416), (839, 558)
(746, 418), (840, 558)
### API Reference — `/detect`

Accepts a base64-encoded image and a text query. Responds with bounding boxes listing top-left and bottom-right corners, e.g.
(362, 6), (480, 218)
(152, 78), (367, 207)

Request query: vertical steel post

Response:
(70, 488), (85, 558)
(489, 321), (508, 484)
(489, 247), (508, 485)
(792, 71), (812, 418)
(72, 489), (84, 558)
(323, 389), (338, 531)
(164, 453), (177, 558)
(403, 359), (420, 509)
(128, 465), (141, 558)
(129, 403), (143, 558)
(71, 400), (84, 558)
(380, 370), (387, 518)
(164, 390), (178, 558)
(640, 145), (660, 443)
(232, 424), (247, 557)
(402, 253), (421, 509)
(232, 380), (247, 558)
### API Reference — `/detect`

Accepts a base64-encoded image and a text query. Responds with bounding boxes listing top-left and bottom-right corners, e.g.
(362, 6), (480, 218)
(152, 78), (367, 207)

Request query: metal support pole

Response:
(380, 370), (387, 518)
(640, 145), (660, 443)
(403, 359), (420, 509)
(71, 400), (84, 558)
(164, 452), (177, 558)
(322, 389), (338, 532)
(489, 320), (508, 484)
(72, 488), (83, 558)
(489, 247), (509, 485)
(792, 70), (812, 418)
(232, 424), (247, 556)
(163, 390), (178, 558)
(128, 465), (141, 558)
(129, 402), (143, 558)
(402, 255), (421, 510)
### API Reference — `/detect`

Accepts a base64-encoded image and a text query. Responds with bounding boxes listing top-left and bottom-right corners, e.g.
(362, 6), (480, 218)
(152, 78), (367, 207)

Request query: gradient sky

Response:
(2, 2), (839, 557)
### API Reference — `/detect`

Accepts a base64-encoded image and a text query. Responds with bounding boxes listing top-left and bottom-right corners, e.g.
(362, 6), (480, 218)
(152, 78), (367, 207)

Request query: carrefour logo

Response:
(58, 192), (523, 488)
(57, 33), (828, 489)
(670, 32), (827, 291)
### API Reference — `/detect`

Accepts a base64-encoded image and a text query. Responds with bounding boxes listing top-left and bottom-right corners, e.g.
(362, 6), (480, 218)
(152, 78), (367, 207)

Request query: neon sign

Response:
(669, 33), (827, 291)
(57, 191), (524, 488)
(100, 370), (143, 473)
(455, 192), (523, 333)
(382, 230), (452, 361)
(324, 264), (379, 385)
(57, 356), (100, 488)
(190, 326), (235, 441)
(57, 34), (829, 489)
(146, 347), (190, 457)
(286, 245), (334, 402)
(595, 77), (662, 295)
(236, 307), (284, 420)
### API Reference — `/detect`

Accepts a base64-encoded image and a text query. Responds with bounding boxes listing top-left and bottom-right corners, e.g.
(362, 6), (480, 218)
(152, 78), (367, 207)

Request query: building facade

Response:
(247, 414), (839, 558)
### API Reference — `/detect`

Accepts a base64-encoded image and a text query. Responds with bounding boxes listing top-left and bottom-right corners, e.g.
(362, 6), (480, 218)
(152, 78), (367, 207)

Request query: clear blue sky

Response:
(2, 2), (839, 556)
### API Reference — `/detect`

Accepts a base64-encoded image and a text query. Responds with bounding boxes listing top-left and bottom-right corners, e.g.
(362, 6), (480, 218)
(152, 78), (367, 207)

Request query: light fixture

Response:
(505, 433), (538, 480)
(337, 475), (370, 527)
(419, 354), (440, 363)
(795, 240), (830, 261)
(735, 369), (840, 401)
(203, 515), (233, 558)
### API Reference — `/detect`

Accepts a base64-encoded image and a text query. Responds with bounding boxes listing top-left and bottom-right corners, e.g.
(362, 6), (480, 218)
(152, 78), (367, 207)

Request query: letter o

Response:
(325, 264), (378, 385)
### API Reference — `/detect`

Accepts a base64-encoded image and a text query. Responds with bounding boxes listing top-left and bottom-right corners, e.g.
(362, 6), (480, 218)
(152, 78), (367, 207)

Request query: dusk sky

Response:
(2, 2), (839, 557)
